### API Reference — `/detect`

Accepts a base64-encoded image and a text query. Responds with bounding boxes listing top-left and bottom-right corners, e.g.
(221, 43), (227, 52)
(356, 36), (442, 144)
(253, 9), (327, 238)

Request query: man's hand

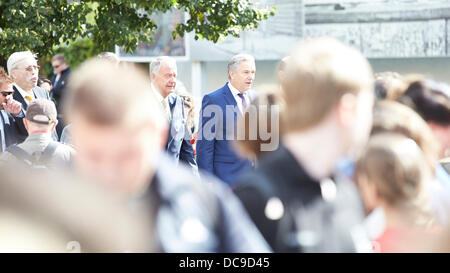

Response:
(2, 95), (22, 116)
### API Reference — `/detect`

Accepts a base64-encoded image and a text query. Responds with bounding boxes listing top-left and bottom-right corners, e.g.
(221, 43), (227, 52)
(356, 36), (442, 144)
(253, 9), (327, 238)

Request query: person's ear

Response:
(151, 72), (156, 82)
(229, 70), (235, 81)
(356, 174), (379, 215)
(23, 119), (30, 132)
(336, 93), (357, 128)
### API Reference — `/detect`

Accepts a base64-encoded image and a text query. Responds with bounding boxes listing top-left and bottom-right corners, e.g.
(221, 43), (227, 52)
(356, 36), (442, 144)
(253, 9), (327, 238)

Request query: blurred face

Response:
(151, 61), (177, 98)
(71, 116), (165, 196)
(52, 60), (67, 75)
(0, 82), (14, 109)
(11, 58), (39, 91)
(339, 89), (374, 159)
(229, 60), (256, 93)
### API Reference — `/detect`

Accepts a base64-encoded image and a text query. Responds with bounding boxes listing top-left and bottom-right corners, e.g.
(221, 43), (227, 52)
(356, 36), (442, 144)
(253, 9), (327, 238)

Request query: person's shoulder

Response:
(54, 142), (76, 158)
(32, 86), (48, 97)
(206, 84), (229, 98)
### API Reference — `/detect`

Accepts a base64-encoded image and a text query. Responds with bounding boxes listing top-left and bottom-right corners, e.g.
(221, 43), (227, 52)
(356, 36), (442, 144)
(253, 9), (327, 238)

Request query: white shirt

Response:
(228, 82), (250, 114)
(14, 84), (34, 106)
(0, 110), (6, 152)
(151, 83), (171, 120)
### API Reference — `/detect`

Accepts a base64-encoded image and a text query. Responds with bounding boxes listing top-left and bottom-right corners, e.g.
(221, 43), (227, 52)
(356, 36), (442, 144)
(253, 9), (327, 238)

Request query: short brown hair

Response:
(0, 67), (13, 86)
(64, 59), (166, 130)
(282, 37), (373, 131)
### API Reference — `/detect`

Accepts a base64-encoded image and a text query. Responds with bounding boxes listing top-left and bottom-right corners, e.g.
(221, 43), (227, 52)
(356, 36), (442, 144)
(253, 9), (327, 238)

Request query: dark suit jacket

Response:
(50, 67), (71, 112)
(12, 85), (57, 142)
(196, 83), (252, 187)
(166, 93), (197, 172)
(0, 110), (27, 149)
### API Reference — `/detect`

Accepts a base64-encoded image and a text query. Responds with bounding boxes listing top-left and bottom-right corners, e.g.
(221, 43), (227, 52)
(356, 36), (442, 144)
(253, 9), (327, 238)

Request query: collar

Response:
(14, 84), (34, 103)
(26, 132), (53, 142)
(228, 82), (246, 97)
(151, 83), (166, 102)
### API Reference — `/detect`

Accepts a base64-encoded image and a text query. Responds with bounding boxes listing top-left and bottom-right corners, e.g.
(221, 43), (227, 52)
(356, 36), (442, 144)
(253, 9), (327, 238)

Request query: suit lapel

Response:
(222, 83), (237, 108)
(13, 86), (28, 110)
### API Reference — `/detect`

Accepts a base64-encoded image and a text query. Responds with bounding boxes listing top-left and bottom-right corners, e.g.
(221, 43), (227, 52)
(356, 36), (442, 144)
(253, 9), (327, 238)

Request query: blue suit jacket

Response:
(166, 93), (198, 173)
(196, 83), (252, 186)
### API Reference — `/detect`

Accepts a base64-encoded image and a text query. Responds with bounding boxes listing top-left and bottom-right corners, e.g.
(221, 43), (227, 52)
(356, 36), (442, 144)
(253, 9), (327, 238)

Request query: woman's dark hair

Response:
(398, 79), (450, 126)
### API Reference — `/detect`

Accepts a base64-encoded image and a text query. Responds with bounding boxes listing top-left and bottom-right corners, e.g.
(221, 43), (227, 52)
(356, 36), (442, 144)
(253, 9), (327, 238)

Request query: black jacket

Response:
(234, 144), (367, 253)
(50, 67), (71, 112)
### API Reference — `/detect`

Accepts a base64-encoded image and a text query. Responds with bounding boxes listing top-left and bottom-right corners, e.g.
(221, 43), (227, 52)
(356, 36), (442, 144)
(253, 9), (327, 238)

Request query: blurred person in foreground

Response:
(0, 164), (151, 252)
(0, 67), (27, 151)
(63, 59), (270, 253)
(398, 79), (450, 166)
(234, 37), (374, 252)
(150, 56), (197, 173)
(355, 133), (441, 253)
(0, 99), (74, 169)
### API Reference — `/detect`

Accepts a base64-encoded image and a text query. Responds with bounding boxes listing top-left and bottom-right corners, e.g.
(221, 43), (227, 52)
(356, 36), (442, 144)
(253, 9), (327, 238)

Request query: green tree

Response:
(0, 0), (275, 66)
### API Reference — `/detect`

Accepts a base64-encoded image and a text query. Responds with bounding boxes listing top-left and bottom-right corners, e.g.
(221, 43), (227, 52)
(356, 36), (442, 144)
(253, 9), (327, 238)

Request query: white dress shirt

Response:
(151, 83), (171, 120)
(228, 82), (250, 115)
(0, 110), (8, 152)
(14, 84), (34, 106)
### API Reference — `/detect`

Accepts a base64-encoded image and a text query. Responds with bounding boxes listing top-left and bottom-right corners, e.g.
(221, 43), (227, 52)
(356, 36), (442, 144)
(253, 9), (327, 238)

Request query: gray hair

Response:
(149, 56), (176, 77)
(227, 53), (255, 80)
(7, 51), (37, 76)
(51, 53), (66, 64)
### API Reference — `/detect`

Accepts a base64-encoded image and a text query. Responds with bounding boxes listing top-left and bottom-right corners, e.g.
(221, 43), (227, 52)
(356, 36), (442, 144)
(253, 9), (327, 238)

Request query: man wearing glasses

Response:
(0, 67), (27, 152)
(7, 51), (55, 142)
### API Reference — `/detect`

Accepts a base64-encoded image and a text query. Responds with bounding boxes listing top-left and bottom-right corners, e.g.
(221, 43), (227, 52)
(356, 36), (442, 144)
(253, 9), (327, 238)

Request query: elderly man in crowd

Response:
(7, 51), (56, 142)
(196, 53), (256, 187)
(150, 56), (197, 172)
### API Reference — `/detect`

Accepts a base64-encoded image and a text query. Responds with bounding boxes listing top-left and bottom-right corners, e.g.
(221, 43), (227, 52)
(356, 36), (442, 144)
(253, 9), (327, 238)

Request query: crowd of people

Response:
(0, 36), (449, 253)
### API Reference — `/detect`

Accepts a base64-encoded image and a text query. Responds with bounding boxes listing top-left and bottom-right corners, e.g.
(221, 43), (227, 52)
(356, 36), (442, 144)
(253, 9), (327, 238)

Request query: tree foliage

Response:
(0, 0), (275, 61)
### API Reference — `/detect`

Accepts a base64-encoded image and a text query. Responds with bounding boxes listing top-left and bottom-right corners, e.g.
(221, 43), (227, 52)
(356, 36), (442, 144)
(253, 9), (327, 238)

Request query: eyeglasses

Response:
(22, 65), (40, 72)
(0, 91), (13, 96)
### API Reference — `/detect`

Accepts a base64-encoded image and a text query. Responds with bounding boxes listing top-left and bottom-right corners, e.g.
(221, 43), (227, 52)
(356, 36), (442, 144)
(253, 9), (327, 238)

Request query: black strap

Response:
(6, 145), (35, 165)
(38, 142), (58, 164)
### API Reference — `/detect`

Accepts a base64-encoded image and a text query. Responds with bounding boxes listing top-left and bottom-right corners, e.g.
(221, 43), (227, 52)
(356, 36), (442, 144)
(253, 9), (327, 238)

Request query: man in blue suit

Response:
(150, 56), (197, 172)
(197, 54), (256, 186)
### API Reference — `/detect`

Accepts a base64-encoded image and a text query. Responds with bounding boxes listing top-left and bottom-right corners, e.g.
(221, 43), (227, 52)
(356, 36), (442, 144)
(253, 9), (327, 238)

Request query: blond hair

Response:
(282, 37), (373, 131)
(355, 133), (434, 228)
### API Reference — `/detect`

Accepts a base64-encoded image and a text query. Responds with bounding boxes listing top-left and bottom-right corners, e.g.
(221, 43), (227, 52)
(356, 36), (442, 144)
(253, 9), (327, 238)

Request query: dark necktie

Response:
(237, 93), (247, 111)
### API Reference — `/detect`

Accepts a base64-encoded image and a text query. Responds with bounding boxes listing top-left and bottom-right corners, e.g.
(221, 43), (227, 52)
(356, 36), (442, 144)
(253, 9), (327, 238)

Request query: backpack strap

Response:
(38, 142), (59, 165)
(6, 145), (35, 165)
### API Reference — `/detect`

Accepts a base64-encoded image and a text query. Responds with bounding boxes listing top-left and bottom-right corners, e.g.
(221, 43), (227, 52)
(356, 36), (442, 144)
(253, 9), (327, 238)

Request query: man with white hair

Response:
(150, 56), (197, 172)
(7, 51), (55, 142)
(196, 53), (256, 186)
